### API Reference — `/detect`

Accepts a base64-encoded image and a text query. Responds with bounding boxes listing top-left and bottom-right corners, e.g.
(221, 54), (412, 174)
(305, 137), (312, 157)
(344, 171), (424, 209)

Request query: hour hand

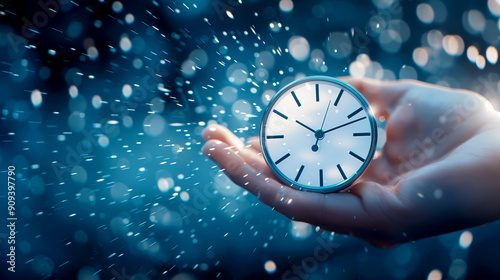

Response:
(295, 120), (316, 133)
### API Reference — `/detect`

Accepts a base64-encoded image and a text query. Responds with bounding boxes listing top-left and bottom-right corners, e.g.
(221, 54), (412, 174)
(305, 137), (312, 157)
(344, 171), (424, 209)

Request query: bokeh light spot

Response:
(288, 36), (310, 62)
(264, 260), (277, 274)
(417, 3), (434, 24)
(31, 89), (42, 108)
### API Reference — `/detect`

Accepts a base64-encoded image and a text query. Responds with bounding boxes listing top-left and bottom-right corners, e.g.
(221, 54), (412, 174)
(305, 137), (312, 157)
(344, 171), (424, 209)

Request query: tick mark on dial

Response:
(291, 91), (301, 107)
(273, 109), (288, 120)
(295, 165), (305, 182)
(267, 135), (284, 139)
(275, 153), (290, 165)
(319, 169), (323, 186)
(353, 132), (371, 137)
(347, 107), (363, 119)
(349, 151), (365, 162)
(337, 164), (347, 180)
(334, 89), (344, 106)
(316, 84), (319, 102)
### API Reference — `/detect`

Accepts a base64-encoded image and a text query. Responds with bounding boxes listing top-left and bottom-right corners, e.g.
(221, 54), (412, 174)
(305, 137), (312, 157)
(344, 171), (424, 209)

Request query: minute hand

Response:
(324, 116), (367, 134)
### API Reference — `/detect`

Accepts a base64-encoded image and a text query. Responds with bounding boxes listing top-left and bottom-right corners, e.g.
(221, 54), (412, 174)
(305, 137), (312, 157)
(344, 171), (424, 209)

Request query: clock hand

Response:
(324, 116), (367, 134)
(319, 100), (332, 131)
(295, 120), (316, 133)
(311, 138), (320, 152)
(312, 100), (331, 152)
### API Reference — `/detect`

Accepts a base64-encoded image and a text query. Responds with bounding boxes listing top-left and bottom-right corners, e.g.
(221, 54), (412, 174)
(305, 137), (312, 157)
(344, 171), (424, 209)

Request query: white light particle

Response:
(98, 135), (109, 148)
(488, 0), (500, 16)
(416, 3), (434, 24)
(31, 89), (42, 108)
(112, 1), (123, 13)
(120, 35), (132, 52)
(288, 36), (310, 62)
(486, 46), (498, 64)
(122, 84), (132, 98)
(92, 95), (102, 109)
(459, 231), (473, 249)
(467, 45), (479, 63)
(349, 60), (366, 78)
(279, 0), (294, 13)
(264, 260), (277, 274)
(69, 85), (78, 98)
(157, 178), (173, 192)
(289, 221), (313, 239)
(87, 46), (99, 60)
(413, 47), (429, 67)
(442, 35), (464, 56)
(125, 13), (134, 24)
(180, 191), (189, 202)
(427, 269), (442, 280)
(476, 55), (486, 70)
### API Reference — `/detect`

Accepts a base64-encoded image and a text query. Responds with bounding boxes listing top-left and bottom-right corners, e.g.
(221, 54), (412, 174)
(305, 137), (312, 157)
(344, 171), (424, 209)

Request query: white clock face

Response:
(260, 76), (377, 193)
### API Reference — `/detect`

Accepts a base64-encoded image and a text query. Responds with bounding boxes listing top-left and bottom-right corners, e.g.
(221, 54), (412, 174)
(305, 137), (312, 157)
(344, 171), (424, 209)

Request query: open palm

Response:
(202, 77), (500, 247)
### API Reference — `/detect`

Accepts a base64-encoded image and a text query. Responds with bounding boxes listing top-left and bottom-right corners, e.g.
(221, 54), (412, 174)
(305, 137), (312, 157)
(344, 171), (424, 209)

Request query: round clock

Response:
(260, 76), (377, 193)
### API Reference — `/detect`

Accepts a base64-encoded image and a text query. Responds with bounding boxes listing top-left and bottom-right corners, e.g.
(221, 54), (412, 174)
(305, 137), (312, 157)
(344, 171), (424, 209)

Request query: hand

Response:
(201, 77), (500, 247)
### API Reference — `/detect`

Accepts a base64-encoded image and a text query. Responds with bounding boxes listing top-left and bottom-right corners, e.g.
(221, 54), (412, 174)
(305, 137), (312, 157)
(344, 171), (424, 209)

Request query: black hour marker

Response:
(266, 135), (284, 139)
(319, 169), (323, 186)
(353, 132), (371, 137)
(337, 164), (347, 180)
(347, 107), (363, 119)
(349, 151), (365, 162)
(295, 165), (305, 182)
(291, 91), (301, 107)
(273, 109), (288, 120)
(275, 153), (290, 165)
(334, 89), (344, 106)
(316, 84), (319, 102)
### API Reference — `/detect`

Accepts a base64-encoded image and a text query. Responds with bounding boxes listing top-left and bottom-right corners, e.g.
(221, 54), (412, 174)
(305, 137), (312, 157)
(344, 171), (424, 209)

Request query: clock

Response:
(260, 76), (377, 193)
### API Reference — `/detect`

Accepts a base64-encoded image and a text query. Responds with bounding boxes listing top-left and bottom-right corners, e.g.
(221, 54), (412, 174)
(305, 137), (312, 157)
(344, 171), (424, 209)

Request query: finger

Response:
(203, 124), (277, 179)
(337, 77), (411, 119)
(244, 136), (277, 178)
(202, 124), (244, 150)
(246, 136), (262, 153)
(202, 139), (253, 186)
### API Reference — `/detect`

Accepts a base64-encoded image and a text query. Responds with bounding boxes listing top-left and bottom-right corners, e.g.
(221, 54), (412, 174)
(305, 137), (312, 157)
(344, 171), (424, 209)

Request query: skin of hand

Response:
(201, 77), (500, 248)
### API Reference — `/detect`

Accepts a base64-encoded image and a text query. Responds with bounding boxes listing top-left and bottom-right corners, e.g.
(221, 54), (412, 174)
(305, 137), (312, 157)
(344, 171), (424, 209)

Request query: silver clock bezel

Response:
(260, 76), (378, 193)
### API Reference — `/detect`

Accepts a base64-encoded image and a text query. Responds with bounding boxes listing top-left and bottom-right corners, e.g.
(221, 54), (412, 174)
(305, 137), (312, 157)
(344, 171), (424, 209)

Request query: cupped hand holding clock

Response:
(202, 77), (500, 247)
